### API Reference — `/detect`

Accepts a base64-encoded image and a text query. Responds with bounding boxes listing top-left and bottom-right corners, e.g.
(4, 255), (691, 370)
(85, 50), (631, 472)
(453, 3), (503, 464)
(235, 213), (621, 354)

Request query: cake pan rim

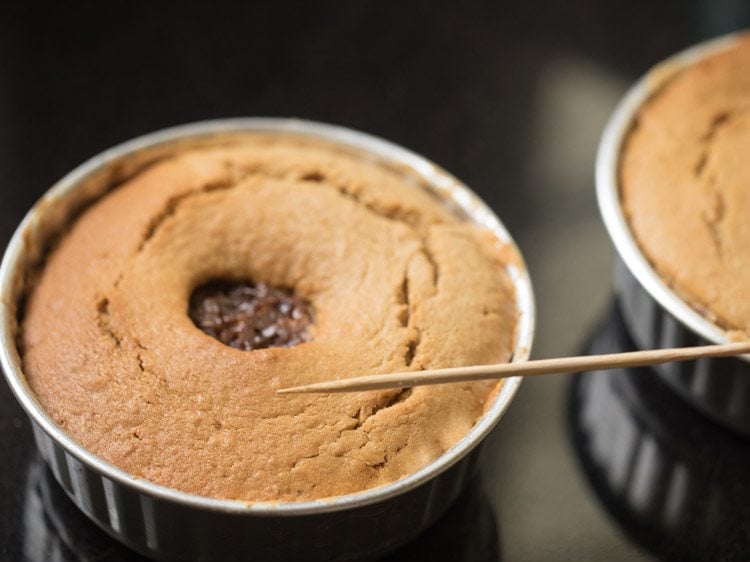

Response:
(0, 117), (535, 516)
(595, 31), (750, 357)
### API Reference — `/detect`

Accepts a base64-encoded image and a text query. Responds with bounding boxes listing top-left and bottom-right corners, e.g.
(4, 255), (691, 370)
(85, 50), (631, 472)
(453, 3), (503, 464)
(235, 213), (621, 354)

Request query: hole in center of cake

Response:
(189, 281), (313, 351)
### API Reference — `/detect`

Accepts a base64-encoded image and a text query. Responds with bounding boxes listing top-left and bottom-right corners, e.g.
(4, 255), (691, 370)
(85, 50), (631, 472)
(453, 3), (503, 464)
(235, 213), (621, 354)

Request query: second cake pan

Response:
(0, 118), (535, 561)
(596, 32), (750, 436)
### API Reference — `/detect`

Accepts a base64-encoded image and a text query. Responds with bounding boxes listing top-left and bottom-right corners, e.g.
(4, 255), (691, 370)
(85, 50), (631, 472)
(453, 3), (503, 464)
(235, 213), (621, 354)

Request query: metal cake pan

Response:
(596, 32), (750, 436)
(0, 118), (535, 561)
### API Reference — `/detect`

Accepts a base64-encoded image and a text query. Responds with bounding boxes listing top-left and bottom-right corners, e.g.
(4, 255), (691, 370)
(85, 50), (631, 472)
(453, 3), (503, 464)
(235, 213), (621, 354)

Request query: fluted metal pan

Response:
(0, 119), (535, 561)
(595, 33), (750, 436)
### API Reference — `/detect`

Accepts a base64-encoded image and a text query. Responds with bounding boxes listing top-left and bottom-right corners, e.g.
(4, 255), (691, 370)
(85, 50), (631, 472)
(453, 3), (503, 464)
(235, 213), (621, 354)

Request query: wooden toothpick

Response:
(277, 342), (750, 394)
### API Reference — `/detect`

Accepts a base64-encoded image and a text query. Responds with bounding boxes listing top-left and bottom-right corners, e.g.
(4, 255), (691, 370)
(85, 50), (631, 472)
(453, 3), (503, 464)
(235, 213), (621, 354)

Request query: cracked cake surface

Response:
(620, 34), (750, 332)
(22, 135), (518, 502)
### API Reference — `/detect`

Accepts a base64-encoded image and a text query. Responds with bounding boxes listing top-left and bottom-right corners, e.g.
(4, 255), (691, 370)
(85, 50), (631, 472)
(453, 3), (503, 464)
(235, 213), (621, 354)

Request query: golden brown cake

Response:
(21, 135), (518, 502)
(620, 34), (750, 331)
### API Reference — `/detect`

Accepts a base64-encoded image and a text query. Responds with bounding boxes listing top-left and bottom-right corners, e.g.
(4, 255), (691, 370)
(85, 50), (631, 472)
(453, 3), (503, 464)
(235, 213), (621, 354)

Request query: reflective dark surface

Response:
(2, 2), (750, 560)
(11, 453), (496, 562)
(570, 304), (750, 562)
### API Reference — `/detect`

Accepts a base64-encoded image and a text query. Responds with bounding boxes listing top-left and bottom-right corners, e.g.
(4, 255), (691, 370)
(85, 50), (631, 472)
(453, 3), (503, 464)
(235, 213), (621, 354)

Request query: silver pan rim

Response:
(0, 117), (535, 516)
(595, 32), (750, 358)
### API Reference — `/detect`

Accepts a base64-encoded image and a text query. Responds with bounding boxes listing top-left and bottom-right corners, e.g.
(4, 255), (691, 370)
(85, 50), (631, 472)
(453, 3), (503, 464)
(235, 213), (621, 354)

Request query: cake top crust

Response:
(621, 34), (750, 332)
(22, 135), (518, 502)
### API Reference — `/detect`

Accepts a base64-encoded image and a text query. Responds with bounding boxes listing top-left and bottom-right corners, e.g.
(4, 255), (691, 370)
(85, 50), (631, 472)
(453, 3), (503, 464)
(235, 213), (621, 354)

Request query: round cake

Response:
(21, 135), (518, 502)
(620, 34), (750, 332)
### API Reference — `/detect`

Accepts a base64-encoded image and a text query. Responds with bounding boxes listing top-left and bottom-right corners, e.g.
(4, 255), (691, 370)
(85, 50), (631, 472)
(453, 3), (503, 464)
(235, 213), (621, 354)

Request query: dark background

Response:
(1, 1), (749, 560)
(0, 0), (707, 245)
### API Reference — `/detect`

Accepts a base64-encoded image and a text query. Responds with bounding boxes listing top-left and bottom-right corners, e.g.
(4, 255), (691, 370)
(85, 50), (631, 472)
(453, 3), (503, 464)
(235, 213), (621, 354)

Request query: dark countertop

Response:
(2, 2), (749, 560)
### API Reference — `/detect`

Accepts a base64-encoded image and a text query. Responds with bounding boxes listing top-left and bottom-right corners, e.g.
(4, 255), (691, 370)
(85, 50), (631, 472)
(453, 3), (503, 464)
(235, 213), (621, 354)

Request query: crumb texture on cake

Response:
(22, 136), (517, 502)
(621, 34), (750, 331)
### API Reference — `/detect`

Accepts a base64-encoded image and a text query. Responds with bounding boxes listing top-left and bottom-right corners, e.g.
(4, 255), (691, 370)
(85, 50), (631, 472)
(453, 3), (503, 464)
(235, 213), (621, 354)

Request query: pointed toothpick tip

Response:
(276, 386), (304, 395)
